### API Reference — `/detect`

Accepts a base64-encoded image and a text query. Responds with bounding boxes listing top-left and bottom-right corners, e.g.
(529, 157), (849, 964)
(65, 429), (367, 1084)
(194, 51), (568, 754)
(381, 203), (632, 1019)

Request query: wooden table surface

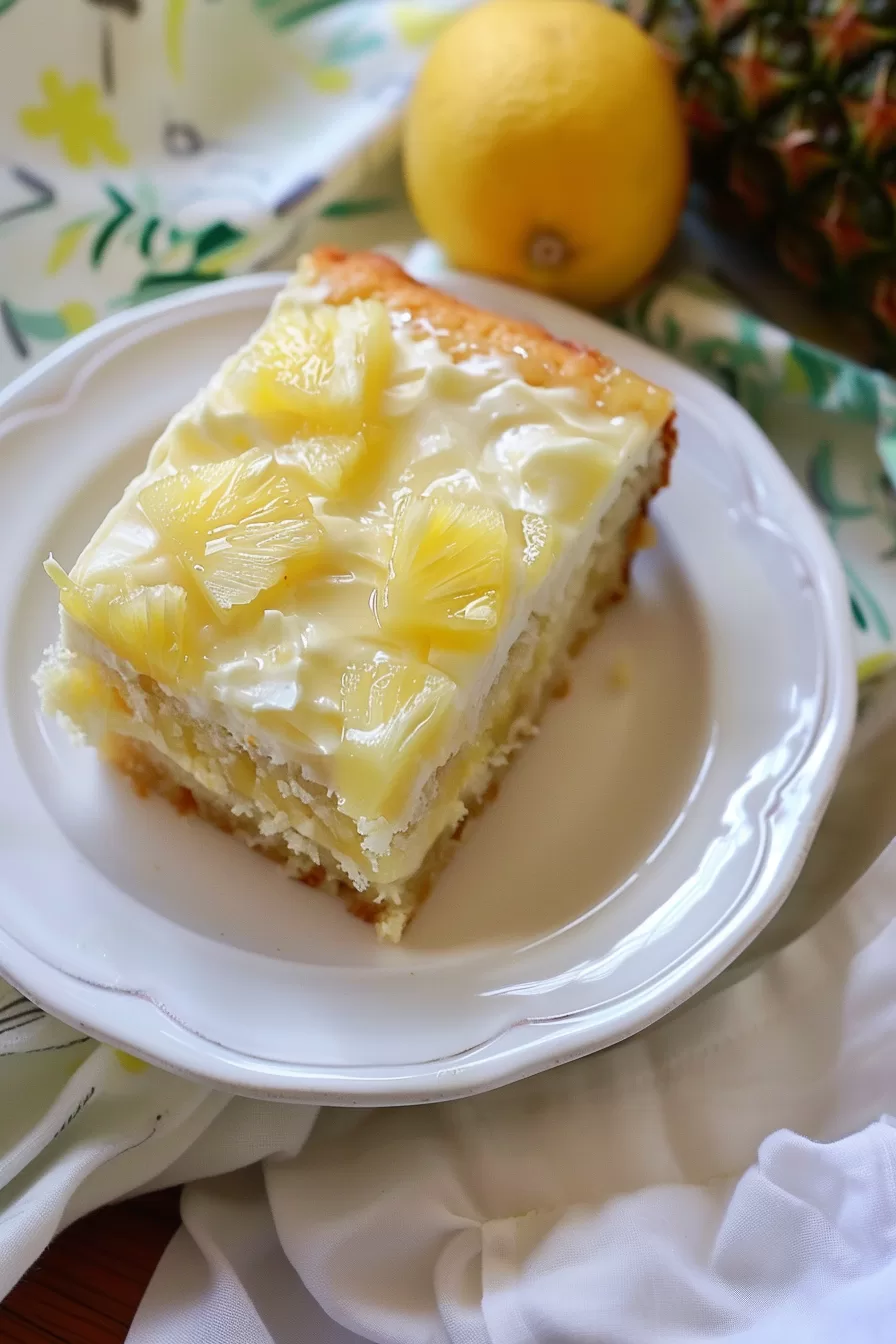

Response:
(0, 1191), (181, 1344)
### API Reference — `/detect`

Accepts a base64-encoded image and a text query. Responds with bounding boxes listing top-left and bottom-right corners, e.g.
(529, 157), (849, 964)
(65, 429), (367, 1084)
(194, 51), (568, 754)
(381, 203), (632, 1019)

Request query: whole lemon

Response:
(403, 0), (688, 306)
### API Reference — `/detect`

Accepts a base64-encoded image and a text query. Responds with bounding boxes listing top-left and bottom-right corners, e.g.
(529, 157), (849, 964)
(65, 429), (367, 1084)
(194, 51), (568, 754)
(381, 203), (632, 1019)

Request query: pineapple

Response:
(276, 432), (369, 497)
(150, 415), (245, 472)
(337, 654), (455, 820)
(625, 0), (896, 364)
(138, 450), (323, 619)
(381, 492), (510, 652)
(45, 558), (192, 687)
(234, 298), (394, 433)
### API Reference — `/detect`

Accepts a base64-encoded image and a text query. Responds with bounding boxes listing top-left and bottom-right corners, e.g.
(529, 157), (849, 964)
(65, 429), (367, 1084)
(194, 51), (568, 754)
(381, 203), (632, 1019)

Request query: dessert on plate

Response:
(36, 248), (676, 941)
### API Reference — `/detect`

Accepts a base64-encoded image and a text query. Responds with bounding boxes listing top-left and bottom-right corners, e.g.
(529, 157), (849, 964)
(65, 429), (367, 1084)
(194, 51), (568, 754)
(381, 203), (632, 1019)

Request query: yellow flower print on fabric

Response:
(392, 5), (455, 45)
(19, 70), (131, 169)
(113, 1049), (149, 1074)
(57, 300), (96, 334)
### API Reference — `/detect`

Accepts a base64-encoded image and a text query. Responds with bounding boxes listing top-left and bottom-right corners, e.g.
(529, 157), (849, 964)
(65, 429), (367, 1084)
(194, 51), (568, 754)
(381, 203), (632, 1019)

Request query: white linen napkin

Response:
(118, 836), (896, 1344)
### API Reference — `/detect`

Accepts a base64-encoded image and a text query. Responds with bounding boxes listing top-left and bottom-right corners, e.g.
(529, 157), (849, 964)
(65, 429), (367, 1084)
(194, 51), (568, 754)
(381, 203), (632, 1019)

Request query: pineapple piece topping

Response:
(233, 298), (393, 435)
(138, 450), (323, 619)
(45, 558), (192, 687)
(336, 654), (455, 822)
(275, 432), (368, 497)
(380, 493), (509, 652)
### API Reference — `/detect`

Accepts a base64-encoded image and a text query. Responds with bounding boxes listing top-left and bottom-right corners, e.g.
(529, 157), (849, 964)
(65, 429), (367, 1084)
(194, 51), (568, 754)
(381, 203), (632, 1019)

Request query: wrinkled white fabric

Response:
(112, 836), (896, 1344)
(127, 1169), (356, 1344)
(0, 1024), (317, 1300)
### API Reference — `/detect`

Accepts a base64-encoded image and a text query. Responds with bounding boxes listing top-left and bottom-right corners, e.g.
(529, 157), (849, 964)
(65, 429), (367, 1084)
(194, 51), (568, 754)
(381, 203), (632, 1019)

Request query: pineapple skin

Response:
(624, 0), (896, 366)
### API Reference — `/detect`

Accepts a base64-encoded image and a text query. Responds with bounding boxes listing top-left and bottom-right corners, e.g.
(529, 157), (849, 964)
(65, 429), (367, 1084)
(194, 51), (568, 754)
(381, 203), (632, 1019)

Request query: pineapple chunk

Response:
(138, 450), (323, 619)
(337, 655), (455, 821)
(149, 415), (240, 472)
(518, 512), (554, 589)
(45, 558), (192, 687)
(40, 659), (130, 733)
(276, 432), (368, 497)
(381, 493), (509, 651)
(234, 298), (393, 434)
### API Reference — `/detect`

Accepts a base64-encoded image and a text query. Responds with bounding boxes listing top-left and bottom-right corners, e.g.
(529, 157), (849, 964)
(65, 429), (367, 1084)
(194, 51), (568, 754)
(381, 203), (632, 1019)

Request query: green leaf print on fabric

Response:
(56, 186), (247, 285)
(805, 438), (896, 640)
(323, 24), (384, 63)
(320, 196), (394, 217)
(90, 186), (135, 266)
(661, 312), (681, 352)
(787, 344), (880, 421)
(807, 442), (871, 520)
(192, 220), (243, 261)
(806, 441), (896, 552)
(6, 308), (67, 341)
(616, 280), (896, 497)
(687, 333), (769, 420)
(112, 218), (249, 305)
(840, 553), (891, 642)
(0, 299), (96, 359)
(0, 0), (23, 15)
(138, 216), (161, 258)
(253, 0), (347, 33)
(122, 271), (221, 302)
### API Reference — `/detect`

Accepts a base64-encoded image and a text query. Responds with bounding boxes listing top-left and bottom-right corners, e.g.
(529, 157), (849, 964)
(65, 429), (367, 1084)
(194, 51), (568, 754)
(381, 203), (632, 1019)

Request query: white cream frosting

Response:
(67, 284), (658, 854)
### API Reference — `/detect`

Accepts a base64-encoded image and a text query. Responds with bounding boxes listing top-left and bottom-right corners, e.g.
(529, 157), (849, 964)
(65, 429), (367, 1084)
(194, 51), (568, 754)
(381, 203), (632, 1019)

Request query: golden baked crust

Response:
(304, 247), (676, 431)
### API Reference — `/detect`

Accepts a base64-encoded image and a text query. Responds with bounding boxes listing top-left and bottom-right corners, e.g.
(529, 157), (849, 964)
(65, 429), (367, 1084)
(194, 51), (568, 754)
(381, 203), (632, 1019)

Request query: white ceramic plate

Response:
(0, 258), (855, 1103)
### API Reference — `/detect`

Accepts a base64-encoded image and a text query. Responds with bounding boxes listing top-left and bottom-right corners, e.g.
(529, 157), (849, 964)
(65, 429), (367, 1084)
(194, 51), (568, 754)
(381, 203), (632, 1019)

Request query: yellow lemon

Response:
(403, 0), (688, 306)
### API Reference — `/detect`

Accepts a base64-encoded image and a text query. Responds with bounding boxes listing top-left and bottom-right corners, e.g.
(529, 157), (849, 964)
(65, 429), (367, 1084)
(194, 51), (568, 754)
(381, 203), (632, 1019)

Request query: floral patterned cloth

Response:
(1, 0), (894, 665)
(0, 0), (458, 370)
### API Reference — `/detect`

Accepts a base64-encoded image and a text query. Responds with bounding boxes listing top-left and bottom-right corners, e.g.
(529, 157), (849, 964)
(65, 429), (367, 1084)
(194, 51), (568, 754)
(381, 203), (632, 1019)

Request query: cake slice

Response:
(36, 248), (676, 941)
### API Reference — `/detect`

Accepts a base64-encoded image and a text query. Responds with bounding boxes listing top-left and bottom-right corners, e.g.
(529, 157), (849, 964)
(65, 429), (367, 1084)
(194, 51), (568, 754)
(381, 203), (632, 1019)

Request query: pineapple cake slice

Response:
(381, 492), (510, 652)
(138, 450), (323, 619)
(37, 247), (676, 941)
